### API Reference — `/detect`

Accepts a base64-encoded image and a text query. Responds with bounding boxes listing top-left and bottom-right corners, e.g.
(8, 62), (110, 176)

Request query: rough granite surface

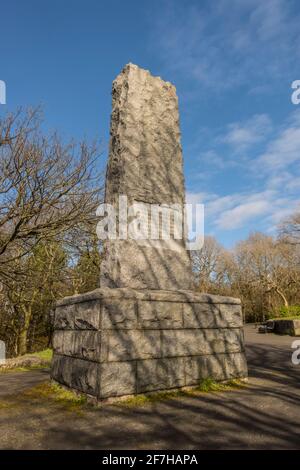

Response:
(51, 64), (247, 401)
(100, 63), (192, 290)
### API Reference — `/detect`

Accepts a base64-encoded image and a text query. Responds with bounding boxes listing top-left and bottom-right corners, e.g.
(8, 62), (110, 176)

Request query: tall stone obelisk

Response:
(100, 63), (192, 291)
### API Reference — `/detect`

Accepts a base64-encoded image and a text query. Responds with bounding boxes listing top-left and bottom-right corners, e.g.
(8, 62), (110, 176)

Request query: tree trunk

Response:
(275, 288), (289, 307)
(18, 308), (32, 356)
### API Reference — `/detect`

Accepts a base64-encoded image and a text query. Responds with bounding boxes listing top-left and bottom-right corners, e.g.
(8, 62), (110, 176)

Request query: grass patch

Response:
(0, 363), (50, 374)
(0, 365), (47, 374)
(0, 381), (87, 415)
(0, 400), (19, 410)
(270, 316), (300, 321)
(23, 382), (87, 413)
(0, 376), (247, 413)
(197, 377), (244, 392)
(0, 349), (53, 373)
(115, 389), (190, 407)
(24, 382), (87, 406)
(27, 349), (53, 362)
(115, 378), (246, 407)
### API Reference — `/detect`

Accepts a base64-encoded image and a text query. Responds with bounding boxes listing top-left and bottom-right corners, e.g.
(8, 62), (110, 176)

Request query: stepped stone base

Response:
(50, 288), (248, 401)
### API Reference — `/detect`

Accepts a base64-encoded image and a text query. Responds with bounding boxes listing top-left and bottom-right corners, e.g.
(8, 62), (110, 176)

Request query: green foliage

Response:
(115, 379), (246, 407)
(0, 365), (46, 374)
(0, 382), (88, 414)
(197, 377), (244, 392)
(24, 382), (87, 412)
(26, 349), (53, 362)
(115, 389), (189, 407)
(38, 382), (86, 404)
(198, 378), (221, 392)
(265, 311), (276, 321)
(72, 241), (101, 294)
(278, 305), (300, 318)
(1, 232), (101, 357)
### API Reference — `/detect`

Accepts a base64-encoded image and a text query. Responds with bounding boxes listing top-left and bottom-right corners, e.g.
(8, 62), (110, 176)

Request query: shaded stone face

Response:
(100, 63), (192, 290)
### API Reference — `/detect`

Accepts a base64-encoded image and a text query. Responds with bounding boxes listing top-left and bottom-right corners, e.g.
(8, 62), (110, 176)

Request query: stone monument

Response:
(51, 64), (247, 401)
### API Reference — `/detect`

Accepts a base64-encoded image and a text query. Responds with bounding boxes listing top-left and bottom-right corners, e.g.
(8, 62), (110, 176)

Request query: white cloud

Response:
(257, 125), (300, 170)
(187, 188), (300, 233)
(186, 191), (212, 205)
(266, 203), (300, 225)
(197, 150), (225, 169)
(186, 107), (300, 239)
(186, 115), (272, 178)
(151, 0), (300, 91)
(209, 190), (275, 230)
(216, 199), (271, 230)
(223, 114), (272, 151)
(205, 194), (242, 217)
(266, 171), (300, 191)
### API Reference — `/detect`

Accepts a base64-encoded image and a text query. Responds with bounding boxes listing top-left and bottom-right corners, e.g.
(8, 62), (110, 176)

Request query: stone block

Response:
(54, 331), (101, 359)
(51, 354), (73, 386)
(52, 331), (76, 356)
(161, 328), (243, 358)
(73, 331), (100, 361)
(138, 300), (183, 329)
(71, 358), (98, 396)
(293, 320), (300, 336)
(185, 352), (248, 385)
(74, 300), (100, 330)
(100, 361), (136, 398)
(101, 298), (137, 329)
(52, 331), (64, 355)
(54, 304), (75, 329)
(269, 319), (300, 336)
(104, 330), (161, 362)
(137, 357), (185, 393)
(63, 331), (76, 356)
(183, 303), (243, 329)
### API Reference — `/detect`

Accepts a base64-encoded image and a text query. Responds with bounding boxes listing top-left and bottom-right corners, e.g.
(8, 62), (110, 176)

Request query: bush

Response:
(278, 305), (300, 318)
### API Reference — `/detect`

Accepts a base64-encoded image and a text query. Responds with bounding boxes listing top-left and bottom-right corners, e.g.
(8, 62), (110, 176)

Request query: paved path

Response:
(0, 325), (299, 449)
(0, 369), (49, 398)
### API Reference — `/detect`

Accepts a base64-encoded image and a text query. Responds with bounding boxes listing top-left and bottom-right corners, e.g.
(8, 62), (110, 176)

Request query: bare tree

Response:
(279, 210), (300, 245)
(192, 236), (229, 293)
(0, 108), (103, 355)
(192, 231), (300, 323)
(0, 108), (103, 285)
(233, 232), (300, 321)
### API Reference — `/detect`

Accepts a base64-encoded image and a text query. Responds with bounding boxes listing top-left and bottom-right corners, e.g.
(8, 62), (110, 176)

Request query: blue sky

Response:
(1, 0), (300, 247)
